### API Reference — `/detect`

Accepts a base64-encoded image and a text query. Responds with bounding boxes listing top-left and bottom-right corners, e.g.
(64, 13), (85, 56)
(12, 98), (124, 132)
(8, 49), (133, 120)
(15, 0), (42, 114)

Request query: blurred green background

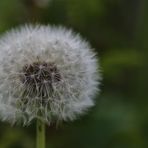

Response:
(0, 0), (147, 148)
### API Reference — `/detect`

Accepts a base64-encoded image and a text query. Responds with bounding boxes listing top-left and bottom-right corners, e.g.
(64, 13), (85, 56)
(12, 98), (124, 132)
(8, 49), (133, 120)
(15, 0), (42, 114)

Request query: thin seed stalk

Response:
(36, 119), (45, 148)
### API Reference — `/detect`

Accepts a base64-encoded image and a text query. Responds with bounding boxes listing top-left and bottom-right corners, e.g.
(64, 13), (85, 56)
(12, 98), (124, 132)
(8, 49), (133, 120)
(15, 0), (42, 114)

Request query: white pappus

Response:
(0, 25), (101, 125)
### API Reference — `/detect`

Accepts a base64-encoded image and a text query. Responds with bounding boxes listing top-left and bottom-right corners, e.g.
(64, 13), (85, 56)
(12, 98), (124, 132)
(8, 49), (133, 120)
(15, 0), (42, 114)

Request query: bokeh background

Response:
(0, 0), (147, 148)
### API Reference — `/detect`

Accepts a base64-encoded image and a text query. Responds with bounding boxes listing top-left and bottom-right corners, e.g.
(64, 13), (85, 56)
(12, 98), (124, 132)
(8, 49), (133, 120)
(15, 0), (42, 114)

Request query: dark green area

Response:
(0, 0), (147, 147)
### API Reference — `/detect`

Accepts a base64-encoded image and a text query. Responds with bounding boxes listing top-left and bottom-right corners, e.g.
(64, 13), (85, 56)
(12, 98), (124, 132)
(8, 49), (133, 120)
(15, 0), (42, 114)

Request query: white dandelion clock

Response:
(0, 25), (101, 126)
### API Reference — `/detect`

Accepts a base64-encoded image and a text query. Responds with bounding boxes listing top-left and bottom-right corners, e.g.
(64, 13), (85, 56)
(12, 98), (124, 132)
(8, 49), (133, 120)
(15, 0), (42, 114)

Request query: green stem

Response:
(36, 119), (46, 148)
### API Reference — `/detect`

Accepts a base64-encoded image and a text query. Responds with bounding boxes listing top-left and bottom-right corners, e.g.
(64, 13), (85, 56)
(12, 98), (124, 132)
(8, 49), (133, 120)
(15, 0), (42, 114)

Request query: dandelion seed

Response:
(0, 24), (101, 125)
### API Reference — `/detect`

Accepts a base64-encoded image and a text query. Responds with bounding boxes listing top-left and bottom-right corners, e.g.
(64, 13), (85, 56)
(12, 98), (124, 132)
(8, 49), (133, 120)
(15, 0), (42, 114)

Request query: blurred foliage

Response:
(0, 0), (148, 148)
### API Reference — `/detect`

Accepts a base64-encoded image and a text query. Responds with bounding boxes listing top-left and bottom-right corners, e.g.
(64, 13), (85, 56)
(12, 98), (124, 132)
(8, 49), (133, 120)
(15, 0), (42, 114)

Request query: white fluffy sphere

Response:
(0, 25), (101, 125)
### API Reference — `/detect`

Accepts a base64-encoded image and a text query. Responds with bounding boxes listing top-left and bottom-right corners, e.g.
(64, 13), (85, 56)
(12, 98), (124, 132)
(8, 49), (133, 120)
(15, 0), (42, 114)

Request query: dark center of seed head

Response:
(20, 61), (61, 98)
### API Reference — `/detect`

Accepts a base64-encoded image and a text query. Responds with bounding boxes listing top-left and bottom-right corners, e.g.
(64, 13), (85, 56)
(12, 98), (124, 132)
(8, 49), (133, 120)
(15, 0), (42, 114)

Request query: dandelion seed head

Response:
(0, 25), (101, 125)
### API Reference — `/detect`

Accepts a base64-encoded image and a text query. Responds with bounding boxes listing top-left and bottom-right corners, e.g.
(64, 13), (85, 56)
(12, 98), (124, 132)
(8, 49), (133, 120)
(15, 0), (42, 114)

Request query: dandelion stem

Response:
(36, 119), (45, 148)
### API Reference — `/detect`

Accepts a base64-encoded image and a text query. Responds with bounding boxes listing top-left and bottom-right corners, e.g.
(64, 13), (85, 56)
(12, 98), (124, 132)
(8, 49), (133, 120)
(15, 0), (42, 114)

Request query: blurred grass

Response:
(0, 0), (148, 148)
